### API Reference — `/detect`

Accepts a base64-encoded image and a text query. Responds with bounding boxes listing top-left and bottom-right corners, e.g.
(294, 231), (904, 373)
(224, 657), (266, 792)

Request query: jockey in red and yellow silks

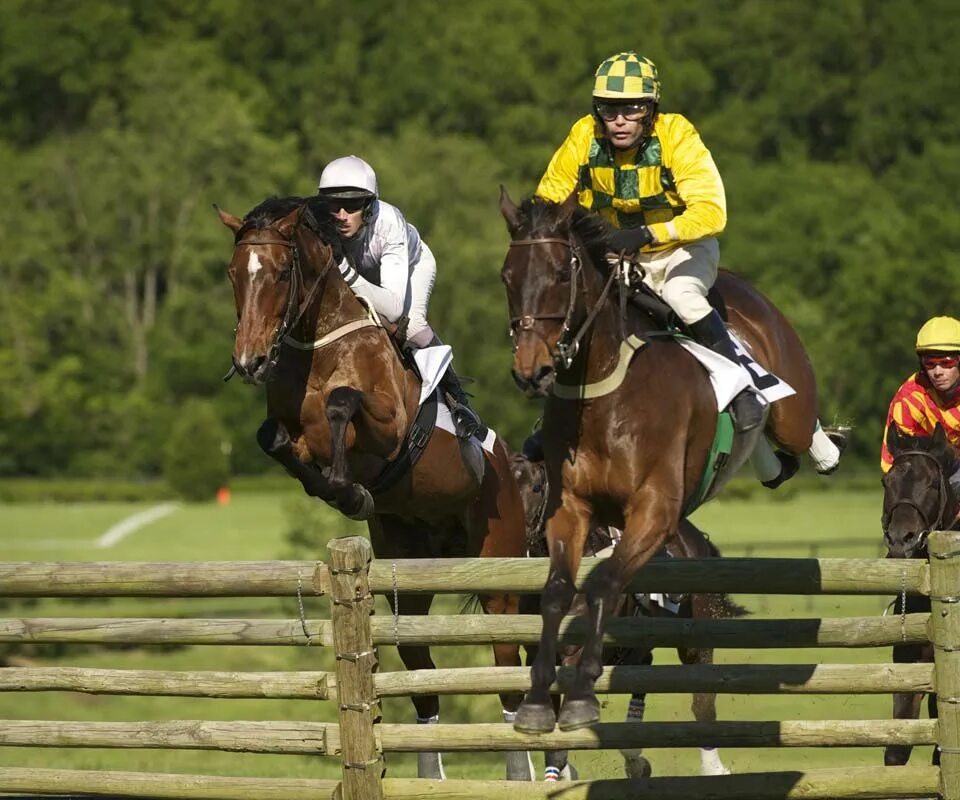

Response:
(881, 316), (960, 473)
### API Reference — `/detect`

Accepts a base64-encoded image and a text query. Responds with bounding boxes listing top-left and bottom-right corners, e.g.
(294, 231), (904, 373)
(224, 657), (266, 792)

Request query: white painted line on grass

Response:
(95, 502), (181, 549)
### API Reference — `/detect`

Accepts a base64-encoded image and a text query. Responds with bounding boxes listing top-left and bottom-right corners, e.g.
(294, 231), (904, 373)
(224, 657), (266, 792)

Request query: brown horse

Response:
(217, 196), (531, 779)
(510, 449), (746, 779)
(881, 423), (959, 767)
(499, 191), (829, 733)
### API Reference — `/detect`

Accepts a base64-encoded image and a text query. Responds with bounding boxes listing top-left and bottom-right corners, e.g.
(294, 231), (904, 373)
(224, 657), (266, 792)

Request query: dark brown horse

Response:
(499, 192), (829, 733)
(510, 449), (746, 778)
(218, 196), (530, 779)
(881, 423), (959, 767)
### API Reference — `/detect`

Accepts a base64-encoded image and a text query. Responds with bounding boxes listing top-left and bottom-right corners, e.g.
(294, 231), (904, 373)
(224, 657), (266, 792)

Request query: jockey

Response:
(535, 51), (763, 433)
(316, 155), (484, 439)
(881, 316), (960, 490)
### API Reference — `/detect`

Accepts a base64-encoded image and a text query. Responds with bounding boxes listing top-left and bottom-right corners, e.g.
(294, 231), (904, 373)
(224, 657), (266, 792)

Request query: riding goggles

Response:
(594, 101), (654, 122)
(324, 197), (370, 214)
(920, 354), (960, 370)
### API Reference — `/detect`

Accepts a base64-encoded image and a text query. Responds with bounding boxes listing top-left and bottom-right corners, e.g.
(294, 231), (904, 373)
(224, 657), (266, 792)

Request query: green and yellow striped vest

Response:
(577, 133), (686, 229)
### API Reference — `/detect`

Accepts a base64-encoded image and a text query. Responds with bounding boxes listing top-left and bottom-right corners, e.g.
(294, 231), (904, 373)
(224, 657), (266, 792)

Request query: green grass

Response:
(0, 487), (936, 781)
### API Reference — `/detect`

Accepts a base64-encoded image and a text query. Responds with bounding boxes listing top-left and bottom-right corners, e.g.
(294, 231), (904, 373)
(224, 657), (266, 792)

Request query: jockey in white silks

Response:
(316, 155), (484, 439)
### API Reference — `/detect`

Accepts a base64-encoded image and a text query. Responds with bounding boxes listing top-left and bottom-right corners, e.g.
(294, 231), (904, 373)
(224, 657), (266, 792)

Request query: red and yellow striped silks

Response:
(880, 372), (960, 472)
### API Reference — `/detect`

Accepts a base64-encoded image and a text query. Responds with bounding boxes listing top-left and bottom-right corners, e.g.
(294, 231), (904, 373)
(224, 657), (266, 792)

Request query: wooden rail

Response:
(0, 662), (935, 698)
(0, 556), (929, 596)
(2, 531), (958, 800)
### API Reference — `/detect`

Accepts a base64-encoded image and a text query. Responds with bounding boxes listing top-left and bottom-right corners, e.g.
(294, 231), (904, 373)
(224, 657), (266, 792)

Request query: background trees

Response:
(2, 0), (956, 477)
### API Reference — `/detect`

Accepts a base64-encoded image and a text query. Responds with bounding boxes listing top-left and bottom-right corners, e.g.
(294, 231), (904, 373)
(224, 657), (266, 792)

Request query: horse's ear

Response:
(215, 204), (243, 233)
(886, 422), (903, 456)
(499, 185), (523, 234)
(932, 423), (949, 449)
(554, 191), (580, 229)
(276, 205), (304, 238)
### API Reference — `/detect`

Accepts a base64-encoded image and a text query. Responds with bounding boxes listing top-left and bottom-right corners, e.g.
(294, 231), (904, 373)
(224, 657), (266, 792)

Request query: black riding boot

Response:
(440, 366), (487, 441)
(688, 310), (765, 433)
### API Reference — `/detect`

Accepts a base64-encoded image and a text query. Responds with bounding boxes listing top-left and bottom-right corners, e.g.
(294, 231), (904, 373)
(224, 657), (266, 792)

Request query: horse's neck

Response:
(296, 234), (420, 404)
(565, 247), (634, 382)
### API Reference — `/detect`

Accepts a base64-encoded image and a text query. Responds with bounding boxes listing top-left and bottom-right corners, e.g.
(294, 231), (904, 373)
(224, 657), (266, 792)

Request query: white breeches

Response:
(636, 237), (720, 325)
(406, 241), (437, 344)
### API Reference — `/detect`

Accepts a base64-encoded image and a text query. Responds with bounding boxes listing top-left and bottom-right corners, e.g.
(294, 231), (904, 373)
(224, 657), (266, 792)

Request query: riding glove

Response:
(607, 225), (654, 253)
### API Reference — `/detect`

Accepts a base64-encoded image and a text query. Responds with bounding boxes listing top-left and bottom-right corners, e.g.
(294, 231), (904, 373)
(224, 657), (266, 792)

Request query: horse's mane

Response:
(515, 197), (611, 272)
(240, 195), (344, 262)
(892, 426), (960, 486)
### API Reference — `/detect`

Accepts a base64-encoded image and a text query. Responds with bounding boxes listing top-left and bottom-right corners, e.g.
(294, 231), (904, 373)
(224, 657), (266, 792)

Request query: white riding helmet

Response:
(317, 155), (379, 200)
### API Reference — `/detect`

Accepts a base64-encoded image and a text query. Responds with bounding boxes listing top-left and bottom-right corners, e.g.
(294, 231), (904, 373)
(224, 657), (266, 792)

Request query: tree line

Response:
(2, 0), (957, 477)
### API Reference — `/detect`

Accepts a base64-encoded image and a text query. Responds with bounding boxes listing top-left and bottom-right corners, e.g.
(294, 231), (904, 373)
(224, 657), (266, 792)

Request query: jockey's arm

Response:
(535, 119), (588, 204)
(880, 385), (935, 471)
(340, 233), (410, 324)
(649, 115), (726, 247)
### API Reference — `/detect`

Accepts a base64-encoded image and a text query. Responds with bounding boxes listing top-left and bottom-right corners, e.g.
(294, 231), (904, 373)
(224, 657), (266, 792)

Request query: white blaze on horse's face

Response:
(247, 251), (264, 278)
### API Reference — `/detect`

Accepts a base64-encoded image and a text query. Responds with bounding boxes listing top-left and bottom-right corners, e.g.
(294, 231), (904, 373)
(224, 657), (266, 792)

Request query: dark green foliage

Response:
(163, 400), (230, 502)
(2, 0), (956, 477)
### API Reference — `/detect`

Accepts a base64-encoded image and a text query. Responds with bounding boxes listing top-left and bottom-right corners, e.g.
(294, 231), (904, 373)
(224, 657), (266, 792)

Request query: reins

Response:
(232, 220), (365, 378)
(883, 449), (957, 550)
(508, 236), (621, 369)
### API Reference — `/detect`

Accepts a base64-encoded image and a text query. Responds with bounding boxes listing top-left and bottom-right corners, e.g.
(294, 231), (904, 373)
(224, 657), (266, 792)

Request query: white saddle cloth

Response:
(412, 346), (497, 454)
(680, 330), (795, 411)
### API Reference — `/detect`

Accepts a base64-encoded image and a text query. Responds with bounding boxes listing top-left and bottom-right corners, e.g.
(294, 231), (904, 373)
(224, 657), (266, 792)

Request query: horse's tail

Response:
(699, 536), (750, 618)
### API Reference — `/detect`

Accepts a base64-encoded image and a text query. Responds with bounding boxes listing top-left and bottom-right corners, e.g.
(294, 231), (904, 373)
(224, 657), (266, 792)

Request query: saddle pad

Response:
(413, 344), (496, 453)
(679, 331), (795, 411)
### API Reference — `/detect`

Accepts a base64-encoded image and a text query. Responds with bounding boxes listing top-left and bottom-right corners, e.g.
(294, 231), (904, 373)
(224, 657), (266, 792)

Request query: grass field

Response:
(0, 486), (936, 781)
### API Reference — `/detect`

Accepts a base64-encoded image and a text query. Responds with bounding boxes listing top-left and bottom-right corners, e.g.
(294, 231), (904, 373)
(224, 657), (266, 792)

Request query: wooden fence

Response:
(0, 531), (958, 799)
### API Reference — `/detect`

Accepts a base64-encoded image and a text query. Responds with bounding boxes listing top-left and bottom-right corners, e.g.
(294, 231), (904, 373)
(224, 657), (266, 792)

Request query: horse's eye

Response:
(277, 269), (292, 282)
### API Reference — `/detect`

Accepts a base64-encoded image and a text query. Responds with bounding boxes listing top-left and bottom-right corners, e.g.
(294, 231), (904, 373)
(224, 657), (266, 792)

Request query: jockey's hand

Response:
(607, 225), (653, 254)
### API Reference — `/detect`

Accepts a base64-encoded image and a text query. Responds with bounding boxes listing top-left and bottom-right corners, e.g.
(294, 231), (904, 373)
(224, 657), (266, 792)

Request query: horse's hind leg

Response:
(885, 642), (926, 766)
(680, 643), (731, 775)
(370, 516), (446, 779)
(620, 648), (653, 779)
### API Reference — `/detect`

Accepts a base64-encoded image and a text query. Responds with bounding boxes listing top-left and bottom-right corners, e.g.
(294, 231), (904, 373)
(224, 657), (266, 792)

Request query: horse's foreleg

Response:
(620, 648), (653, 779)
(560, 493), (675, 731)
(514, 496), (590, 734)
(324, 386), (376, 519)
(256, 418), (336, 500)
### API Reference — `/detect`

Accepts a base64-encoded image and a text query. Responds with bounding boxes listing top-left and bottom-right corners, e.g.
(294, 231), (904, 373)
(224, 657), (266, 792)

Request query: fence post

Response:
(327, 536), (383, 800)
(929, 529), (960, 800)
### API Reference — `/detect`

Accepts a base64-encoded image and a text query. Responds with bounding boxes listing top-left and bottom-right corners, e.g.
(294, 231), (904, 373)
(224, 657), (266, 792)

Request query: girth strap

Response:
(369, 390), (440, 495)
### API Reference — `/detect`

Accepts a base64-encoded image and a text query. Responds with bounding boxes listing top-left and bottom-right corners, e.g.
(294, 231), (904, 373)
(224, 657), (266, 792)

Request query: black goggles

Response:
(594, 101), (653, 122)
(322, 196), (371, 214)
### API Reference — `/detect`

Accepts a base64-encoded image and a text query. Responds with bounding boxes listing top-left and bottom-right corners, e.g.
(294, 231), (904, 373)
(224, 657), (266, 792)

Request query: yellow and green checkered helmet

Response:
(593, 52), (660, 102)
(916, 316), (960, 352)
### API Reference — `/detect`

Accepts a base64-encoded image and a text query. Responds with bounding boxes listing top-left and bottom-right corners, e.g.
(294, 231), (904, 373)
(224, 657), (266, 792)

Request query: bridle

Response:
(233, 220), (336, 379)
(507, 235), (620, 369)
(882, 449), (955, 552)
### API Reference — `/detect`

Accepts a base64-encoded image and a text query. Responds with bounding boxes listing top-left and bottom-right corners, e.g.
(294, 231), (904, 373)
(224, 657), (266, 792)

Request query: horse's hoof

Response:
(256, 418), (288, 454)
(504, 750), (535, 781)
(557, 696), (600, 731)
(513, 700), (556, 733)
(624, 753), (652, 779)
(335, 486), (375, 521)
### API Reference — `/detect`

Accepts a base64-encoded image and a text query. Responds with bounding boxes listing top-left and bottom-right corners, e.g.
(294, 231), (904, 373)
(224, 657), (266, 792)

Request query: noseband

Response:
(235, 223), (335, 377)
(882, 449), (953, 551)
(508, 236), (620, 369)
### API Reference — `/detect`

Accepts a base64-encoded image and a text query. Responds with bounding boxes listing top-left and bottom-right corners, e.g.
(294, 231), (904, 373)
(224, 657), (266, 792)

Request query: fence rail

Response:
(1, 531), (958, 800)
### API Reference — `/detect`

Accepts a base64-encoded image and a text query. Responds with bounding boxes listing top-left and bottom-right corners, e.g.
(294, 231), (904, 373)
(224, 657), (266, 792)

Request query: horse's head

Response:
(218, 197), (337, 385)
(882, 423), (960, 558)
(499, 188), (587, 397)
